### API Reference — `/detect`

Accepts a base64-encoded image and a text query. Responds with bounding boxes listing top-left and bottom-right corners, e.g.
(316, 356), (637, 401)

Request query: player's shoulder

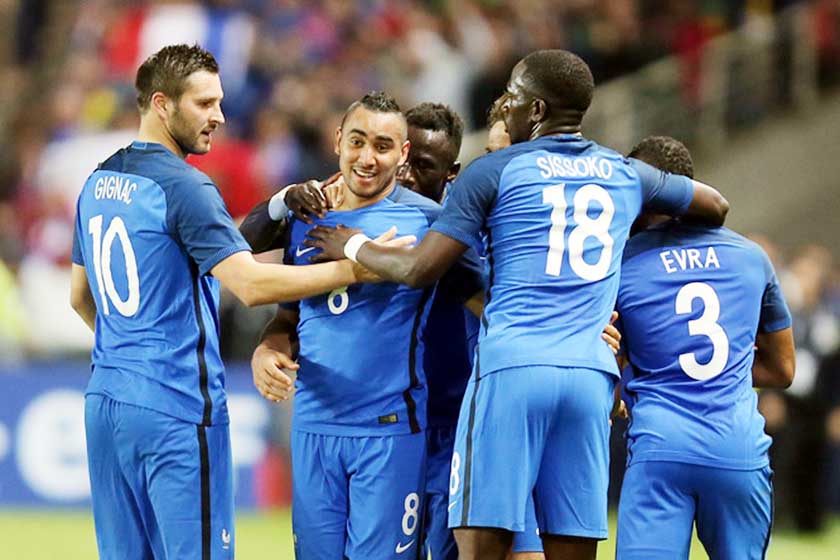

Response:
(386, 184), (443, 223)
(461, 140), (538, 178)
(623, 221), (762, 263)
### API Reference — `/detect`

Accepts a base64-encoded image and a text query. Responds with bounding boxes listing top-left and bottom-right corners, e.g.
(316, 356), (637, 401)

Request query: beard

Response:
(169, 108), (207, 156)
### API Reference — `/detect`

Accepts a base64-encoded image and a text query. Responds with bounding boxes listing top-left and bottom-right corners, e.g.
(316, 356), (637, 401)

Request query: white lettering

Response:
(660, 247), (722, 274)
(687, 248), (702, 269)
(93, 175), (137, 205)
(705, 246), (720, 269)
(537, 157), (552, 179)
(534, 156), (615, 181)
(660, 251), (677, 273)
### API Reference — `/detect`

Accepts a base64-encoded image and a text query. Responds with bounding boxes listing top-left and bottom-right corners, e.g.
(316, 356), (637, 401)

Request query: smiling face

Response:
(335, 105), (409, 205)
(397, 126), (459, 203)
(165, 70), (225, 156)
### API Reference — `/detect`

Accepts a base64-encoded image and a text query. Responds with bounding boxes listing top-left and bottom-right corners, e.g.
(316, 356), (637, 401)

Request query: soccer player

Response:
(305, 49), (729, 560)
(68, 45), (395, 559)
(250, 92), (484, 559)
(614, 136), (795, 560)
(398, 102), (546, 560)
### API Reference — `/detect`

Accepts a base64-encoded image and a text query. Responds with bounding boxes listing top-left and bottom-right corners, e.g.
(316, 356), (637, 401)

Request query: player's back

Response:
(444, 135), (691, 378)
(73, 141), (247, 426)
(617, 222), (790, 469)
(286, 186), (440, 436)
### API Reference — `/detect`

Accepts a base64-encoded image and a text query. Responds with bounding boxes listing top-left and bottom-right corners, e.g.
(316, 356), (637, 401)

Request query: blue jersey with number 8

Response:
(71, 141), (250, 426)
(432, 135), (694, 378)
(617, 222), (791, 469)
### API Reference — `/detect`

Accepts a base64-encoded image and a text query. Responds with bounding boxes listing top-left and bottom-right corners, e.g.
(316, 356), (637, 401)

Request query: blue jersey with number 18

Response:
(431, 135), (694, 378)
(616, 222), (791, 470)
(71, 141), (250, 426)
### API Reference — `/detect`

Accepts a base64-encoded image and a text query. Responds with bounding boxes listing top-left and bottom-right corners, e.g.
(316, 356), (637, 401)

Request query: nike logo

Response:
(448, 500), (458, 512)
(395, 540), (415, 554)
(295, 246), (317, 257)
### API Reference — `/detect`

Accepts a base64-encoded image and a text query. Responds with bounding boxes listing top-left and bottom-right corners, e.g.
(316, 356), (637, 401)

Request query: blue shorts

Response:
(449, 366), (614, 540)
(617, 461), (773, 560)
(425, 426), (543, 559)
(85, 394), (234, 560)
(291, 430), (426, 559)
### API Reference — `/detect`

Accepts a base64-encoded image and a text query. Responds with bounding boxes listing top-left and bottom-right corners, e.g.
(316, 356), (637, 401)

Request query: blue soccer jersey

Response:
(286, 185), (448, 436)
(71, 141), (250, 426)
(616, 222), (792, 470)
(432, 134), (694, 378)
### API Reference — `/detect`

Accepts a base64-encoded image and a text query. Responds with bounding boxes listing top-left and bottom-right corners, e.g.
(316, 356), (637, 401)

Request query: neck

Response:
(336, 178), (396, 210)
(529, 110), (585, 141)
(138, 114), (186, 159)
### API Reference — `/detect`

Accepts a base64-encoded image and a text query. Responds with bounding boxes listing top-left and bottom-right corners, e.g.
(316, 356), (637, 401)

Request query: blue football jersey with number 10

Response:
(432, 134), (694, 378)
(72, 141), (250, 426)
(617, 222), (792, 469)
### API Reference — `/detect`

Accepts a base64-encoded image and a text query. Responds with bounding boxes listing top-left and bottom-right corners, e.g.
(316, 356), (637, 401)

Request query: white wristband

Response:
(343, 233), (372, 263)
(267, 185), (293, 220)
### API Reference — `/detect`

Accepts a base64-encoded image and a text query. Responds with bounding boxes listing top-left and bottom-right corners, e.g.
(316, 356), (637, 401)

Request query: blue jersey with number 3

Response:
(432, 135), (694, 377)
(71, 141), (250, 426)
(617, 222), (792, 469)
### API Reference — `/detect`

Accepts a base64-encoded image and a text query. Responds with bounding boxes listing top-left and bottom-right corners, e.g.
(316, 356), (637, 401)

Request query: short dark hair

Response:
(628, 136), (694, 178)
(521, 49), (594, 114)
(342, 90), (403, 127)
(405, 102), (464, 153)
(135, 44), (219, 111)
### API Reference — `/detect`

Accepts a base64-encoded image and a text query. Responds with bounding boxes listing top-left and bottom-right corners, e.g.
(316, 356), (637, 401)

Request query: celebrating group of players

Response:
(70, 42), (795, 560)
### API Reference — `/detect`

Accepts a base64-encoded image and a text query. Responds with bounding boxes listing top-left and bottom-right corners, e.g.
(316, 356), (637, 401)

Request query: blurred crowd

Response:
(0, 0), (839, 523)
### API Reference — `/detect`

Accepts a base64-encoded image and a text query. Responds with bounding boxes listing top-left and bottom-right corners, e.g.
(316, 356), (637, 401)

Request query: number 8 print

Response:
(401, 492), (419, 536)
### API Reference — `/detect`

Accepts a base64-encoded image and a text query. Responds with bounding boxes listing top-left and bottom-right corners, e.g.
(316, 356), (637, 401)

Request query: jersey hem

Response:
(84, 389), (230, 426)
(627, 453), (770, 471)
(291, 421), (425, 437)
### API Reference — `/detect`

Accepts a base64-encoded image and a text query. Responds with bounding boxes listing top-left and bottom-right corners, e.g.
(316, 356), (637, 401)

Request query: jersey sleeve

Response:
(629, 158), (694, 216)
(437, 245), (486, 303)
(431, 156), (499, 246)
(757, 250), (792, 333)
(166, 178), (252, 276)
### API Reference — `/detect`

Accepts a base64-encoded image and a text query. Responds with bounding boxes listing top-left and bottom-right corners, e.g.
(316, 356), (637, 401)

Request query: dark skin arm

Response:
(681, 180), (730, 227)
(239, 173), (343, 253)
(752, 327), (795, 388)
(307, 227), (468, 288)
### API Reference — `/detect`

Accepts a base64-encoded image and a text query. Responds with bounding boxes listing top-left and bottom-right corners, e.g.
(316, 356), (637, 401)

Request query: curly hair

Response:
(628, 136), (694, 178)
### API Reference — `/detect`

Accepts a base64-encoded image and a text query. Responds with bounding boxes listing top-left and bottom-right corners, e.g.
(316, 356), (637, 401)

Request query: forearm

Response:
(245, 260), (358, 305)
(356, 244), (435, 288)
(683, 180), (730, 226)
(214, 251), (359, 306)
(258, 313), (298, 357)
(239, 200), (286, 253)
(752, 328), (795, 388)
(752, 354), (794, 388)
(74, 301), (96, 332)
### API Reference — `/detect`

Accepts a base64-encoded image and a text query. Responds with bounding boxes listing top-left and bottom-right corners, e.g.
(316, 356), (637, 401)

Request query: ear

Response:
(447, 161), (461, 183)
(530, 98), (547, 124)
(334, 126), (342, 156)
(150, 92), (170, 119)
(399, 139), (410, 166)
